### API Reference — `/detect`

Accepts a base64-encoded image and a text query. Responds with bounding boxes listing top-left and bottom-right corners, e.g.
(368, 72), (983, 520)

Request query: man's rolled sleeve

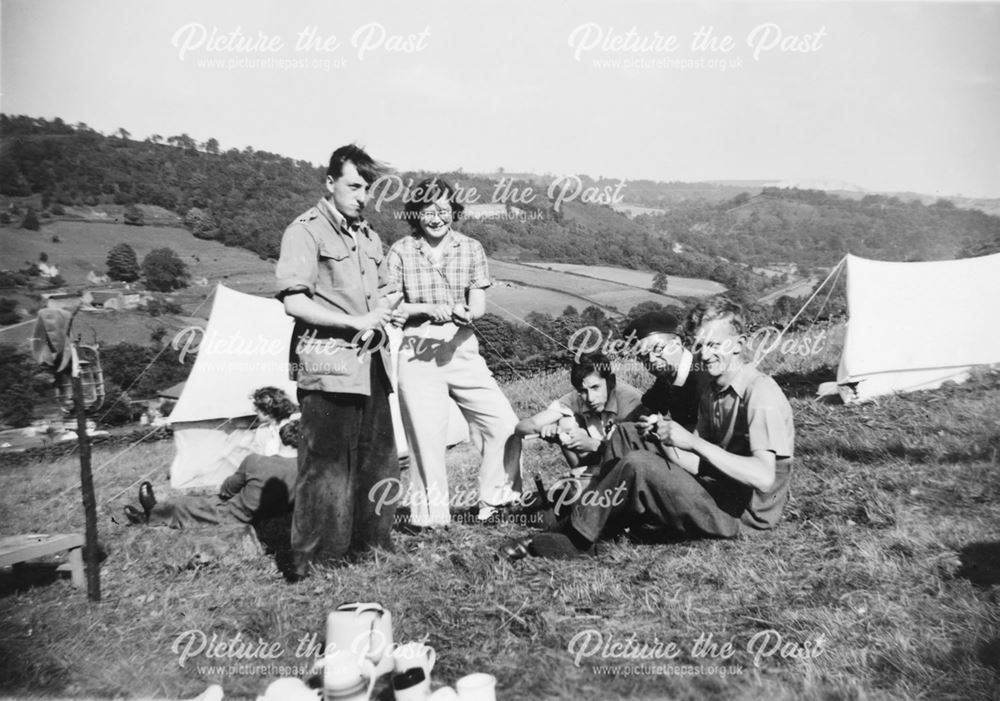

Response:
(275, 225), (318, 298)
(549, 395), (577, 418)
(385, 246), (404, 293)
(746, 379), (794, 459)
(469, 242), (491, 289)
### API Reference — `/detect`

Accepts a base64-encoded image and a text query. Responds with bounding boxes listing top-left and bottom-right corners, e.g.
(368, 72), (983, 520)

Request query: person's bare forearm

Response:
(690, 437), (776, 492)
(399, 302), (434, 319)
(466, 288), (486, 320)
(661, 445), (700, 475)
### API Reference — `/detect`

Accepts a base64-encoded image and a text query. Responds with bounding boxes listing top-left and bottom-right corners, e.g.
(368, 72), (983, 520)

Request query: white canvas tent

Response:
(835, 252), (1000, 402)
(168, 284), (469, 489)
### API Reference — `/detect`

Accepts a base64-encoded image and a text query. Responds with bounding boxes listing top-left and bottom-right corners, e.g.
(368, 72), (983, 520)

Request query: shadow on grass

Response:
(978, 637), (1000, 673)
(956, 541), (1000, 587)
(253, 512), (294, 578)
(0, 546), (107, 599)
(0, 562), (63, 598)
(772, 366), (837, 399)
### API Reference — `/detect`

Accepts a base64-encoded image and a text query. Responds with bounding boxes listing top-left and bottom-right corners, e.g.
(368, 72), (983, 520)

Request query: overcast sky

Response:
(2, 0), (998, 197)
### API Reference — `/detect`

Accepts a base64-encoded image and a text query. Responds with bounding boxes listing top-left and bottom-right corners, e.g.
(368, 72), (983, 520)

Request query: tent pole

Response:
(71, 350), (101, 601)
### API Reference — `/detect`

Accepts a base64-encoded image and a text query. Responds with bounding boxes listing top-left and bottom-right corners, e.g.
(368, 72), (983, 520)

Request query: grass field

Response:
(2, 222), (687, 325)
(2, 221), (275, 294)
(2, 330), (999, 700)
(757, 277), (820, 305)
(524, 263), (726, 298)
(489, 260), (685, 314)
(487, 284), (602, 321)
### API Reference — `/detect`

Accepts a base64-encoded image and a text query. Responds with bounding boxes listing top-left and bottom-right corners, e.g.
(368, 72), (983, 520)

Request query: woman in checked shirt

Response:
(386, 177), (521, 527)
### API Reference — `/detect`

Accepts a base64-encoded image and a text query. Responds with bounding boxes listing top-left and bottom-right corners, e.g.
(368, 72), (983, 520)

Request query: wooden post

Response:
(72, 369), (101, 601)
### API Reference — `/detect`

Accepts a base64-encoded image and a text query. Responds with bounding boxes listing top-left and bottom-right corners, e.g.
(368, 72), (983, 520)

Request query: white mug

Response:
(258, 677), (316, 701)
(326, 603), (394, 676)
(390, 640), (437, 677)
(455, 673), (496, 701)
(319, 650), (376, 701)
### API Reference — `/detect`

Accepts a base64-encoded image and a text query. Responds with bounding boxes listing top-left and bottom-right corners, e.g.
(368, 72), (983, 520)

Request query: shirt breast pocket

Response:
(317, 240), (352, 290)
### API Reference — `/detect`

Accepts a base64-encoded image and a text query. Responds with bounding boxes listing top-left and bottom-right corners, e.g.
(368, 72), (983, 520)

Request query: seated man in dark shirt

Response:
(504, 298), (795, 559)
(587, 310), (706, 469)
(625, 309), (702, 430)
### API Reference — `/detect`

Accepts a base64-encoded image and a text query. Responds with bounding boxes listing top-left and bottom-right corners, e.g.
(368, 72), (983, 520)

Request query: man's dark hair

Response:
(326, 144), (387, 184)
(570, 352), (616, 393)
(684, 296), (746, 337)
(403, 177), (465, 235)
(250, 386), (297, 422)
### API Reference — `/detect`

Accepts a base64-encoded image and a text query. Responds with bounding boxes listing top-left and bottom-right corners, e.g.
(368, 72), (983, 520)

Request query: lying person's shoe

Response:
(123, 504), (147, 525)
(499, 530), (596, 561)
(138, 481), (156, 516)
(528, 532), (595, 560)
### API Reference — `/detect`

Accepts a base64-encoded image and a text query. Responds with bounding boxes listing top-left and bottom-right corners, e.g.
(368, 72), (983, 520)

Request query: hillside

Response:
(0, 116), (775, 302)
(1, 220), (275, 295)
(0, 219), (674, 323)
(524, 263), (726, 297)
(635, 189), (1000, 270)
(4, 114), (999, 310)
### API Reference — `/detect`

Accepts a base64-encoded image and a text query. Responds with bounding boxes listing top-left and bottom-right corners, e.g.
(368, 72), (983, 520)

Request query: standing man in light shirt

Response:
(275, 144), (399, 579)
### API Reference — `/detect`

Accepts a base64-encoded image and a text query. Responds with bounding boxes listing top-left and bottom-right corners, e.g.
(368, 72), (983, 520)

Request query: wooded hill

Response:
(3, 115), (999, 295)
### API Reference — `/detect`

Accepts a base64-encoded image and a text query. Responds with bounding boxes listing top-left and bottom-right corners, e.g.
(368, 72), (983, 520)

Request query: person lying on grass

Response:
(123, 388), (300, 529)
(502, 353), (642, 480)
(502, 297), (795, 559)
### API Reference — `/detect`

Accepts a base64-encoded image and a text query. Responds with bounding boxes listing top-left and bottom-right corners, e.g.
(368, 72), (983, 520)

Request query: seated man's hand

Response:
(389, 308), (408, 327)
(658, 420), (696, 451)
(561, 427), (600, 453)
(637, 413), (663, 439)
(539, 423), (561, 442)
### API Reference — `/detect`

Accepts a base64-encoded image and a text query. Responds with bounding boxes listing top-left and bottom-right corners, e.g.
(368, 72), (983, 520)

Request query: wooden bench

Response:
(0, 533), (85, 588)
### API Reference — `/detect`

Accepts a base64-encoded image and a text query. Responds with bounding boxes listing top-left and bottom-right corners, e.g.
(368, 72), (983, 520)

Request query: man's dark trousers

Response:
(568, 423), (750, 541)
(292, 356), (398, 575)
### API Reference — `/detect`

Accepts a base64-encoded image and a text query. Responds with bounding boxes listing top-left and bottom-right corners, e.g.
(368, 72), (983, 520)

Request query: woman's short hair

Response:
(403, 176), (465, 235)
(250, 387), (297, 422)
(570, 353), (616, 393)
